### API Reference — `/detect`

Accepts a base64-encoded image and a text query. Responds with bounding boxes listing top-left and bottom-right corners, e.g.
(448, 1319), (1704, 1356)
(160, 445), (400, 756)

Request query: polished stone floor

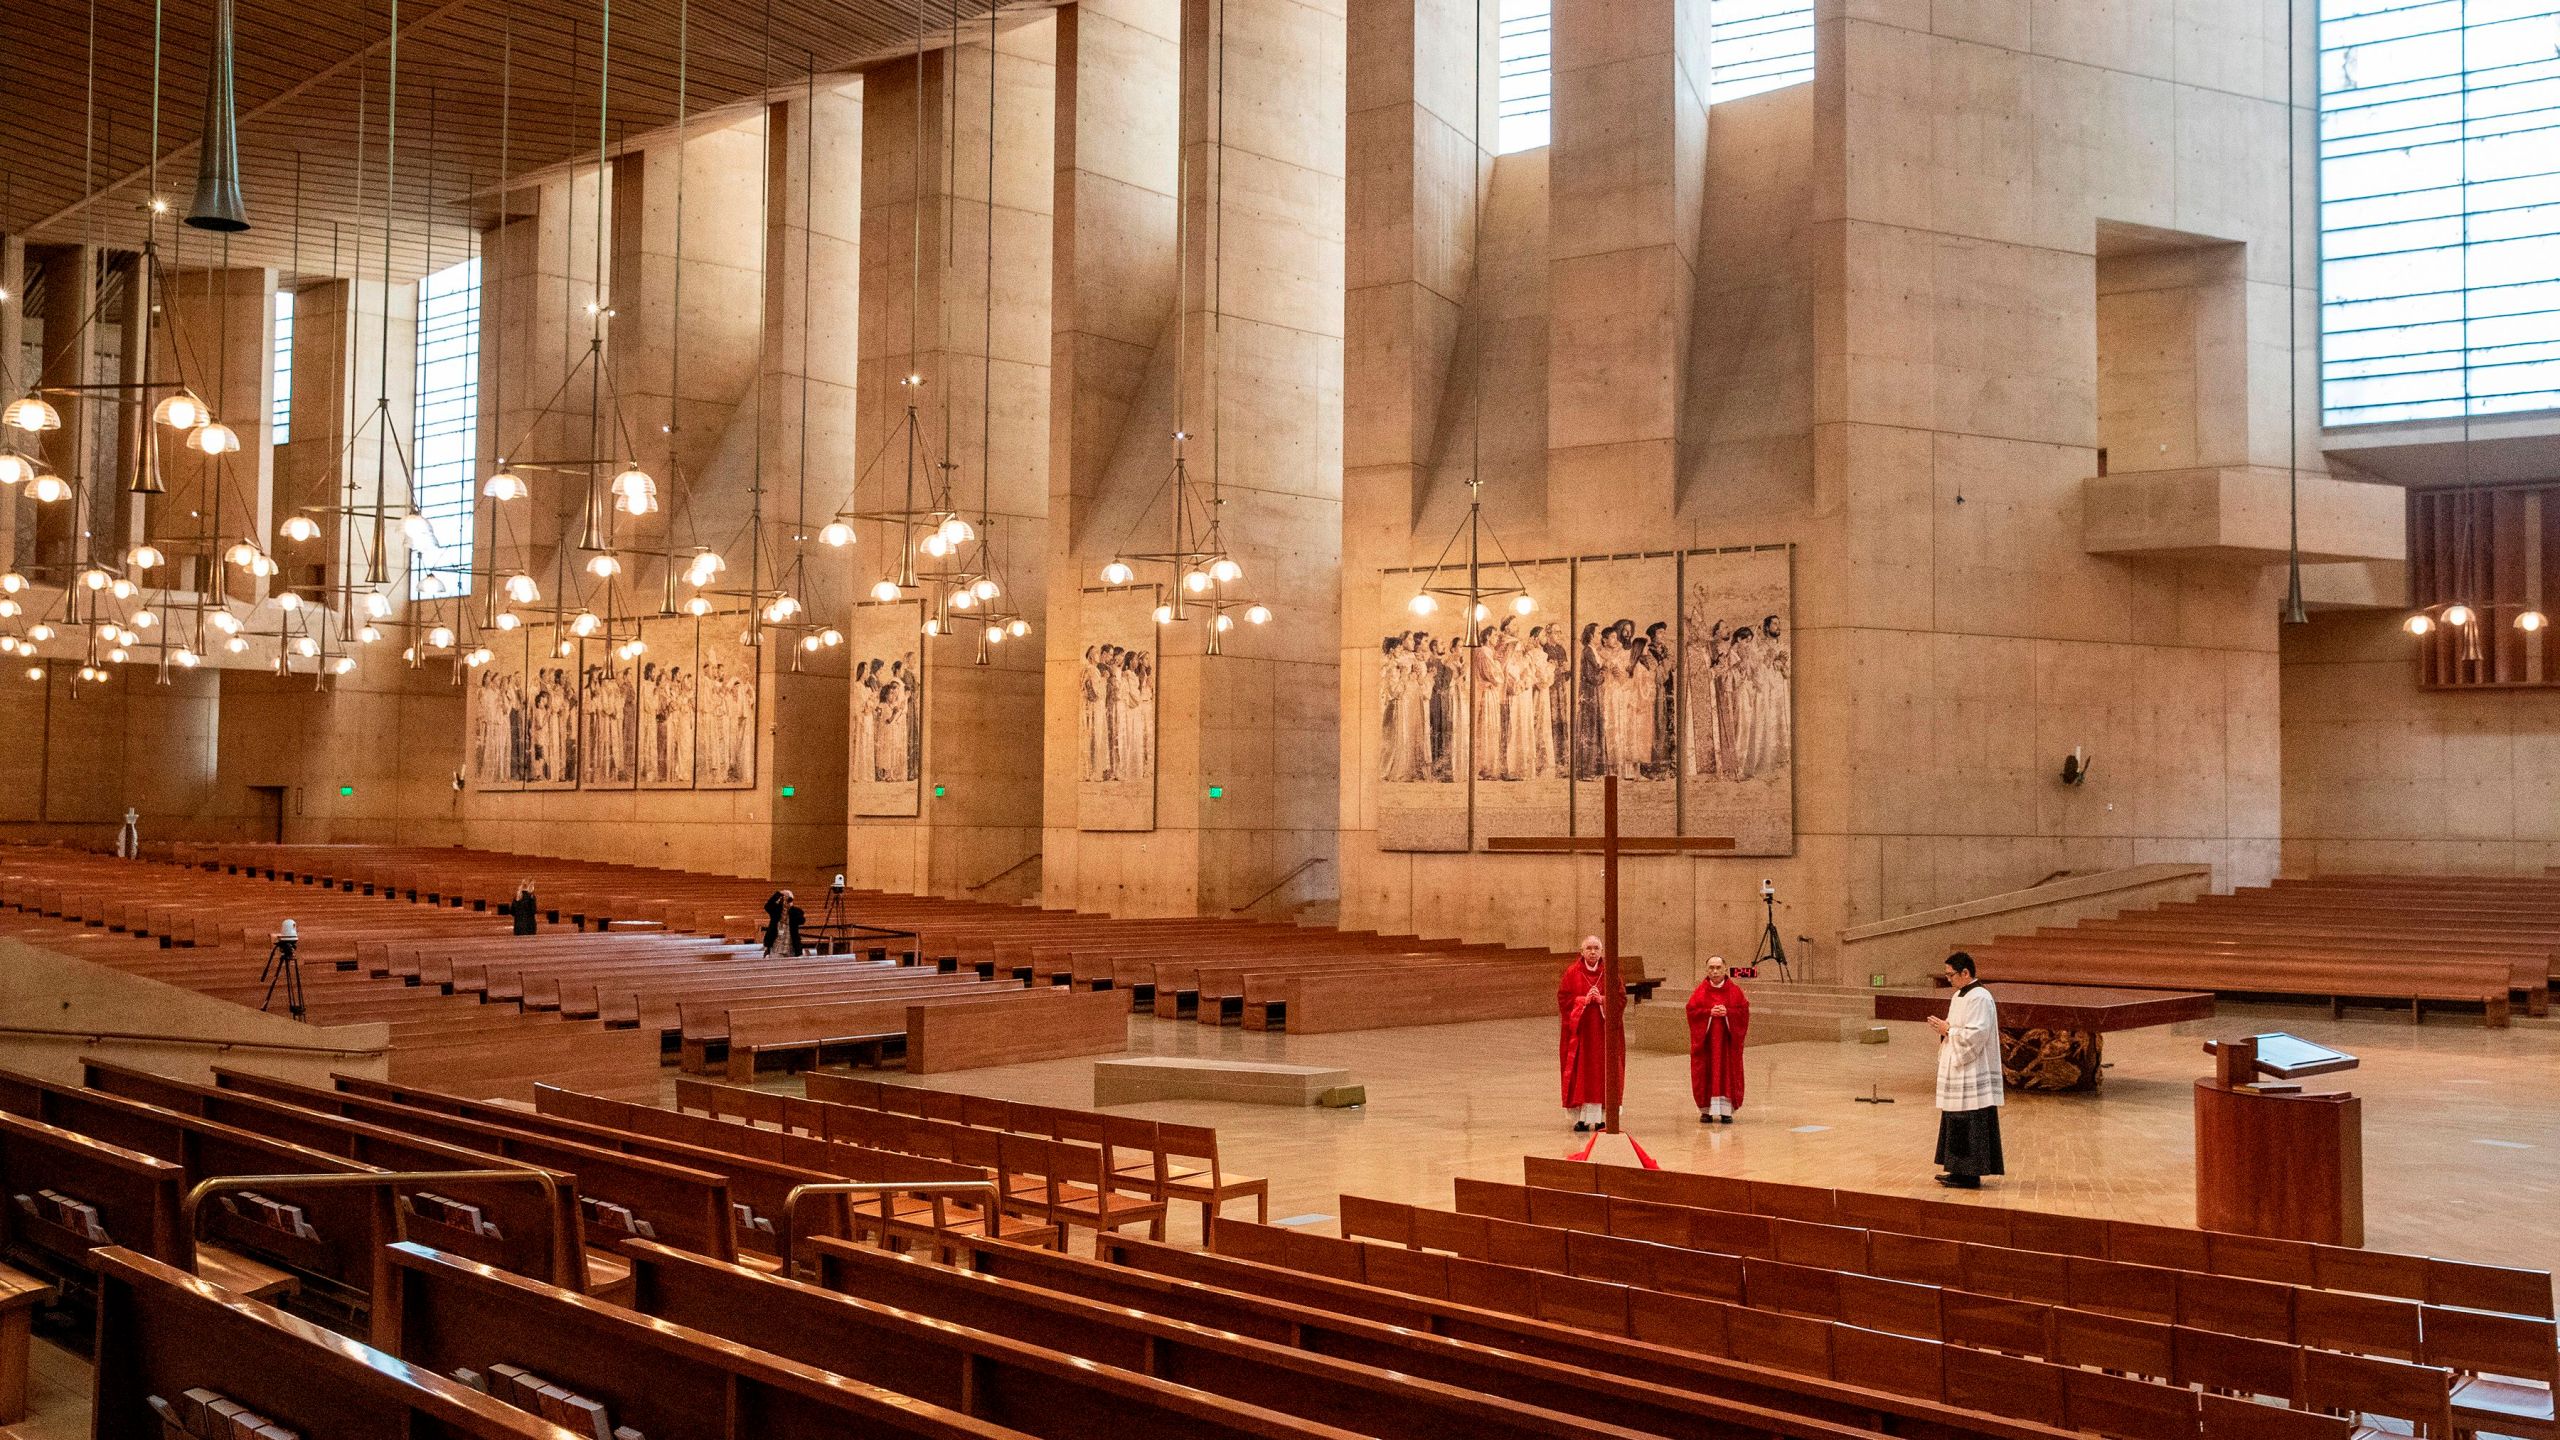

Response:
(822, 998), (2560, 1273)
(11, 997), (2557, 1440)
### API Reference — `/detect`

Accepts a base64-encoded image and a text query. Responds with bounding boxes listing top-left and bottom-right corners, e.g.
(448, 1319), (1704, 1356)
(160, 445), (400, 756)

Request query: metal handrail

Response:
(777, 1179), (1000, 1270)
(0, 1023), (383, 1057)
(965, 852), (1043, 893)
(182, 1169), (574, 1289)
(1230, 856), (1330, 913)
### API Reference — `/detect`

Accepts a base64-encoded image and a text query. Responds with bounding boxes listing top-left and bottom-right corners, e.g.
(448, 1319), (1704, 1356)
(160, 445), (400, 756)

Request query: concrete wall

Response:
(2281, 608), (2560, 875)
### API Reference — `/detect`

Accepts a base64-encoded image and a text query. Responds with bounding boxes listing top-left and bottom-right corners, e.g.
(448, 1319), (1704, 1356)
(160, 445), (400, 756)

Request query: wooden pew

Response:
(79, 1060), (598, 1297)
(808, 1234), (1995, 1440)
(378, 1242), (1049, 1440)
(92, 1246), (581, 1440)
(907, 988), (1130, 1072)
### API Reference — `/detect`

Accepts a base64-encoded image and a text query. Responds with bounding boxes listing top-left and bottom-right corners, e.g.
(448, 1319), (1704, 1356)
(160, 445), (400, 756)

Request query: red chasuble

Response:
(1685, 977), (1751, 1108)
(1556, 958), (1618, 1108)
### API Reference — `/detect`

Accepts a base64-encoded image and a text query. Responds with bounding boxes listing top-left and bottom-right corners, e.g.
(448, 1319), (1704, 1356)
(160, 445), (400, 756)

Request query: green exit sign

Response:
(1208, 786), (1223, 799)
(780, 785), (795, 798)
(338, 785), (354, 797)
(1870, 973), (1887, 987)
(933, 784), (947, 798)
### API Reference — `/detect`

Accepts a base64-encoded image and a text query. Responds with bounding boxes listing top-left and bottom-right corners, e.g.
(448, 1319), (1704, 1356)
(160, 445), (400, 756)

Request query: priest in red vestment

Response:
(1557, 936), (1620, 1131)
(1686, 955), (1751, 1124)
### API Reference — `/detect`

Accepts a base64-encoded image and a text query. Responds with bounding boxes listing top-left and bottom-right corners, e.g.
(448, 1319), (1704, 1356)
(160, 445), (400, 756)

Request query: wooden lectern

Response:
(2195, 1034), (2363, 1246)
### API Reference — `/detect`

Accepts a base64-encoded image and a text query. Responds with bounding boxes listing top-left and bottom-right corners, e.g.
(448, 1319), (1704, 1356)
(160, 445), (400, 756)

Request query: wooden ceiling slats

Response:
(4, 0), (1026, 283)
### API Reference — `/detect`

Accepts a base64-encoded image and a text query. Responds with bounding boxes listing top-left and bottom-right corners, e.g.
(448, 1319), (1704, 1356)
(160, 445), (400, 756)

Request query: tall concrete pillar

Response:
(149, 265), (279, 602)
(851, 24), (1056, 900)
(1543, 0), (1708, 543)
(1042, 0), (1181, 904)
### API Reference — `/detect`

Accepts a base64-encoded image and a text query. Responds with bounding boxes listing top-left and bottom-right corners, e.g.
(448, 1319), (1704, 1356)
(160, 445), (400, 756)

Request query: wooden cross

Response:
(1486, 775), (1734, 1134)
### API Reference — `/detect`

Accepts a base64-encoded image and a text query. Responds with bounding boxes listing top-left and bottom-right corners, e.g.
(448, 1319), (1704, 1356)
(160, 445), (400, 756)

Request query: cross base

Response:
(1567, 1128), (1660, 1170)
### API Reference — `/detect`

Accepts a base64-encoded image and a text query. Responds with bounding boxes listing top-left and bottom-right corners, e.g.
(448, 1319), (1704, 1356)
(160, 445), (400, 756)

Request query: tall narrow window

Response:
(1708, 1), (1815, 102)
(2321, 3), (2560, 425)
(270, 289), (294, 447)
(410, 257), (481, 599)
(1496, 0), (1552, 154)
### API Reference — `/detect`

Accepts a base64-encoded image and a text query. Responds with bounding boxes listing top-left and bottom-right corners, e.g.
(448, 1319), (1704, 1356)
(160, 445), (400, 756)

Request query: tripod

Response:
(259, 937), (306, 1018)
(1751, 889), (1793, 984)
(819, 884), (847, 934)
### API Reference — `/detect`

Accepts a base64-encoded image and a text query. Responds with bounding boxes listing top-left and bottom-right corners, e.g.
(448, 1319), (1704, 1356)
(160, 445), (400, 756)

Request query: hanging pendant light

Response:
(27, 475), (70, 504)
(1101, 559), (1134, 586)
(186, 0), (250, 231)
(4, 397), (61, 433)
(504, 573), (540, 605)
(279, 514), (320, 542)
(128, 545), (164, 570)
(192, 421), (241, 456)
(482, 466), (528, 501)
(152, 392), (207, 429)
(0, 455), (30, 486)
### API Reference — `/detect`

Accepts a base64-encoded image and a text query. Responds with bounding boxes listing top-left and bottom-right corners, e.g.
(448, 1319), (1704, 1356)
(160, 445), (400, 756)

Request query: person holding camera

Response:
(1685, 955), (1751, 1123)
(507, 880), (538, 937)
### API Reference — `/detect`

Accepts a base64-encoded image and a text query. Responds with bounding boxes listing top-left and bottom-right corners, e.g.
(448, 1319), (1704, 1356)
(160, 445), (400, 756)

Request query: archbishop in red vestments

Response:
(1557, 937), (1621, 1131)
(1686, 956), (1751, 1123)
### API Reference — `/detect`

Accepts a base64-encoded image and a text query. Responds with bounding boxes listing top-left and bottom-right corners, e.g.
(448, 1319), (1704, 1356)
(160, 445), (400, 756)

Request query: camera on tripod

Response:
(260, 918), (306, 1018)
(1736, 880), (1792, 983)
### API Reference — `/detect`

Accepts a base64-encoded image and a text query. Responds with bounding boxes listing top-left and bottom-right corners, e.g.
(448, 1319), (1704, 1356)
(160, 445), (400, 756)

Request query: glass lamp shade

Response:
(1245, 604), (1272, 625)
(4, 396), (61, 432)
(683, 596), (713, 617)
(938, 515), (975, 546)
(0, 601), (20, 618)
(27, 475), (69, 504)
(800, 634), (822, 652)
(295, 637), (320, 658)
(1210, 557), (1242, 584)
(505, 574), (540, 605)
(870, 579), (902, 603)
(427, 626), (456, 648)
(1005, 618), (1030, 638)
(482, 469), (528, 501)
(2519, 611), (2548, 633)
(465, 646), (491, 666)
(494, 611), (521, 631)
(971, 578), (999, 601)
(191, 421), (240, 456)
(570, 612), (601, 637)
(132, 610), (155, 629)
(400, 513), (434, 548)
(80, 569), (109, 591)
(0, 454), (33, 486)
(1214, 613), (1235, 633)
(128, 545), (164, 570)
(2442, 604), (2474, 627)
(984, 624), (1005, 644)
(251, 555), (278, 578)
(276, 591), (302, 612)
(610, 467), (657, 515)
(21, 667), (39, 682)
(920, 533), (951, 559)
(109, 579), (134, 600)
(557, 640), (574, 657)
(332, 656), (356, 675)
(27, 625), (53, 643)
(2404, 613), (2435, 635)
(1512, 594), (1537, 615)
(357, 625), (382, 644)
(1152, 604), (1175, 625)
(587, 553), (622, 579)
(821, 628), (843, 647)
(820, 521), (855, 547)
(768, 594), (802, 620)
(949, 589), (976, 611)
(280, 515), (320, 542)
(152, 392), (206, 430)
(227, 637), (250, 654)
(225, 541), (260, 568)
(365, 592), (393, 619)
(1183, 569), (1213, 594)
(1101, 560), (1134, 586)
(1471, 602), (1490, 623)
(922, 617), (943, 637)
(209, 611), (243, 635)
(175, 649), (201, 669)
(0, 574), (20, 594)
(1408, 592), (1438, 615)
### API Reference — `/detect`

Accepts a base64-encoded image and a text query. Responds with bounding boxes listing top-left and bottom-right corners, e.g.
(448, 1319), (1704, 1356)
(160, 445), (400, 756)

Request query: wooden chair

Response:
(1154, 1121), (1268, 1231)
(2419, 1303), (2559, 1440)
(2300, 1347), (2458, 1438)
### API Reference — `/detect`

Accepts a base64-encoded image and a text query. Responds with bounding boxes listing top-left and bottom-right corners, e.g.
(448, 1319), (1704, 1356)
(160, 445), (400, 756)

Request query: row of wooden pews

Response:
(1286, 1155), (2557, 1440)
(1960, 871), (2560, 1026)
(176, 841), (1659, 1035)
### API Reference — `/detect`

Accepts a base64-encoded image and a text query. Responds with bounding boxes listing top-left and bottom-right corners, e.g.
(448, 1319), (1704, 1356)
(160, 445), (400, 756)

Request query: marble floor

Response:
(10, 998), (2558, 1439)
(794, 999), (2560, 1275)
